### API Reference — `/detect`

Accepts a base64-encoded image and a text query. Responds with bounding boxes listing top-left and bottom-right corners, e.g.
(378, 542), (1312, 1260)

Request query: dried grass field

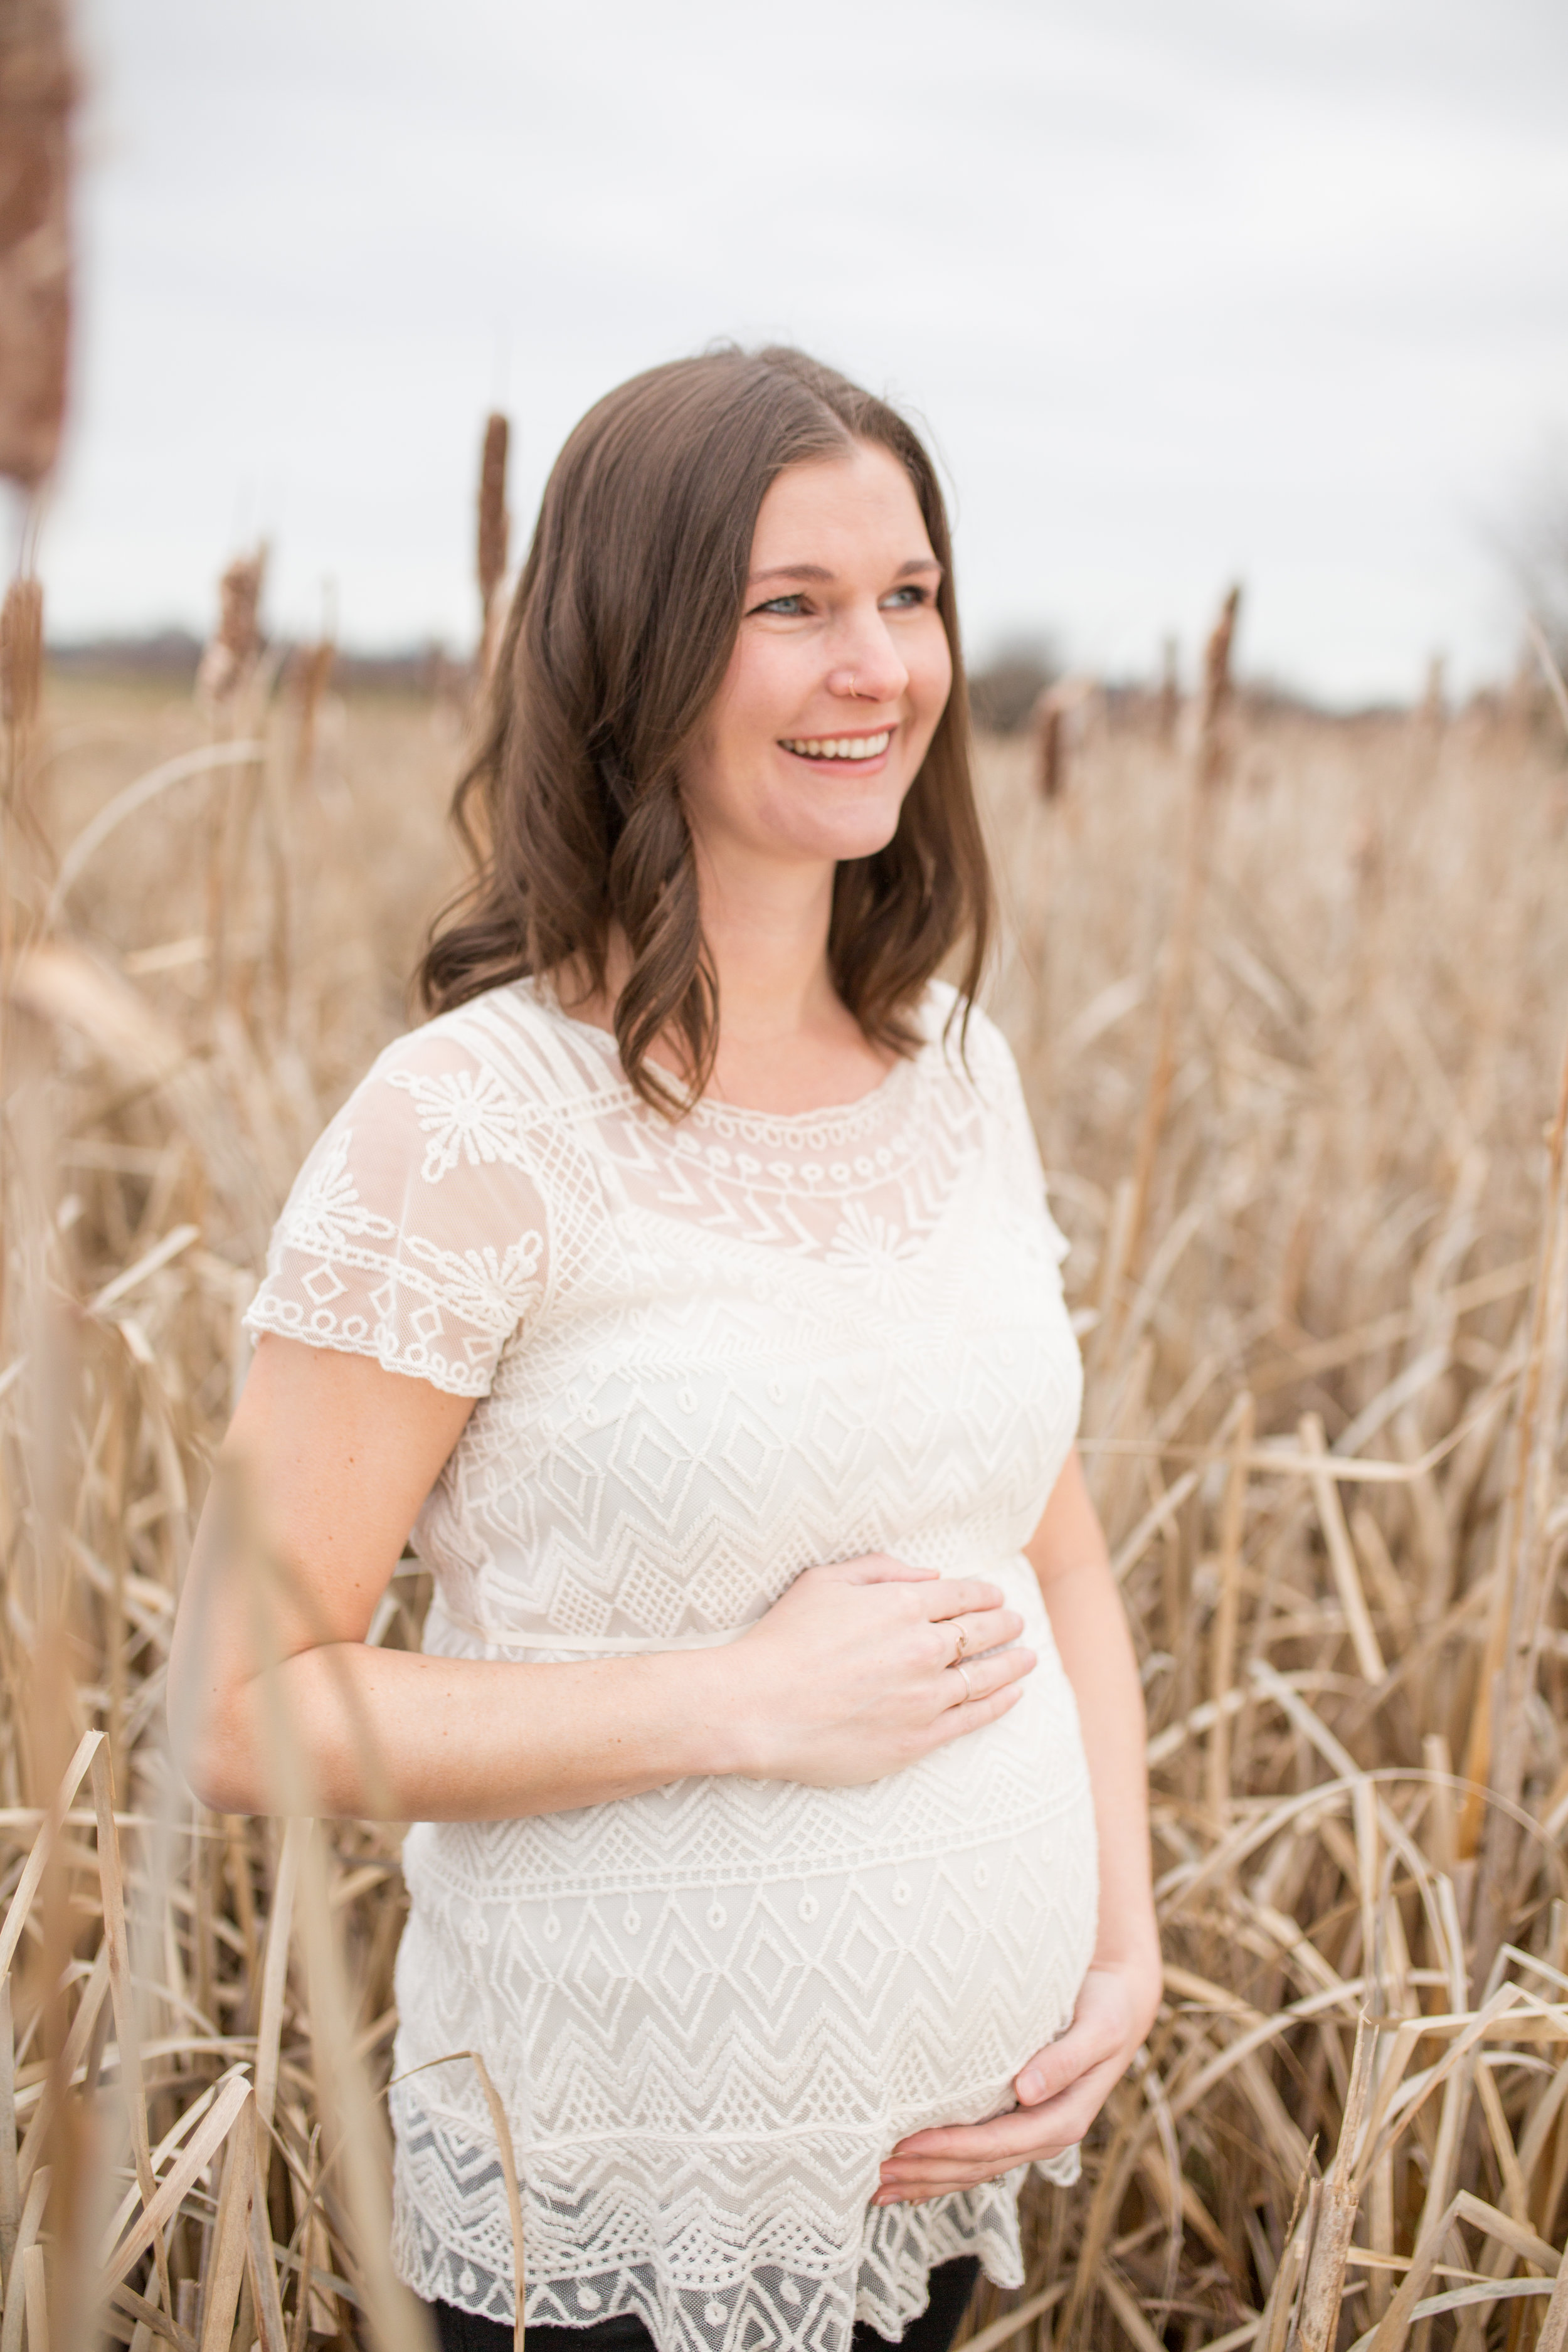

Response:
(1, 635), (1567, 2352)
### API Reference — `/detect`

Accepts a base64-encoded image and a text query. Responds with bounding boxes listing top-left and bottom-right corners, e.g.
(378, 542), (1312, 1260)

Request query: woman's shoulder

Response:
(294, 978), (612, 1202)
(358, 975), (611, 1110)
(915, 980), (1021, 1093)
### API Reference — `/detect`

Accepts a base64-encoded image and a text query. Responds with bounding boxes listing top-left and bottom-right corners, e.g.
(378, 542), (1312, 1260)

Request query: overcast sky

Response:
(31, 0), (1568, 701)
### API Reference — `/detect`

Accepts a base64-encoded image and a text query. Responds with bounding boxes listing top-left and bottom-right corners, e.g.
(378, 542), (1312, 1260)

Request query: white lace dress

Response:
(244, 977), (1098, 2352)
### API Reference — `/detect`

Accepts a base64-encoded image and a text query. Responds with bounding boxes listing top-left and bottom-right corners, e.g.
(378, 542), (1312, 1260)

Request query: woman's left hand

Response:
(872, 1959), (1162, 2205)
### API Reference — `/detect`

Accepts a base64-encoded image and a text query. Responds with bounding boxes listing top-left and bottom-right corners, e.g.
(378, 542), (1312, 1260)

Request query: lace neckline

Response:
(523, 978), (924, 1140)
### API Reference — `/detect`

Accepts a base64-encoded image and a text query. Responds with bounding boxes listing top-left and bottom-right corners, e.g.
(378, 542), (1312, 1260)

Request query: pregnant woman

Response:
(170, 346), (1160, 2352)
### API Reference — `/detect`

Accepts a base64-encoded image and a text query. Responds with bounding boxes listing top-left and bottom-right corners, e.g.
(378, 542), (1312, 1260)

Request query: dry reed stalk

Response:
(1157, 638), (1180, 748)
(1, 572), (48, 1006)
(1204, 1396), (1253, 1828)
(477, 411), (510, 684)
(1416, 655), (1447, 740)
(0, 575), (48, 1098)
(193, 547), (272, 1029)
(1112, 585), (1241, 1338)
(196, 547), (267, 713)
(289, 631), (336, 797)
(0, 0), (73, 492)
(1033, 689), (1066, 804)
(0, 578), (42, 736)
(1293, 2016), (1374, 2351)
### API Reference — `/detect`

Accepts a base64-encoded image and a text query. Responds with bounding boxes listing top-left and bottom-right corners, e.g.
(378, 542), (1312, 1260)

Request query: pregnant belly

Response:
(399, 1560), (1098, 2155)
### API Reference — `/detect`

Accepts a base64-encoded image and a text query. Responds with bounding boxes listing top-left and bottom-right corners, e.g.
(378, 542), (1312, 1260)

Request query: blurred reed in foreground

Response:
(0, 612), (1565, 2348)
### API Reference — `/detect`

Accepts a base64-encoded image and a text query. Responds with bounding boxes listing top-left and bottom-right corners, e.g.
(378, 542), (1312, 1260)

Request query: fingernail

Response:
(1018, 2070), (1043, 2102)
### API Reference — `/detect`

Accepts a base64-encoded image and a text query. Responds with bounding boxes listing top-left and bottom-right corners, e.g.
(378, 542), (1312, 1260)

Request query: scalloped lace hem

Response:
(391, 2179), (1041, 2351)
(240, 1300), (491, 1397)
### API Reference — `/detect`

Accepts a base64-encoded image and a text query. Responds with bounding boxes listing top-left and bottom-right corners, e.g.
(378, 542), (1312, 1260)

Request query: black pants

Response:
(430, 2256), (980, 2352)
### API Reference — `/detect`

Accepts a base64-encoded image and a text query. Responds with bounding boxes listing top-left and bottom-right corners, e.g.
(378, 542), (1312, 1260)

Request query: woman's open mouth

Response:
(778, 729), (893, 763)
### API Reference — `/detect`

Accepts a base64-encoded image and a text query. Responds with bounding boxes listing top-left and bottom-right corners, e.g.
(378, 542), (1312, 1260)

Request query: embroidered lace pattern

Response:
(245, 978), (1097, 2352)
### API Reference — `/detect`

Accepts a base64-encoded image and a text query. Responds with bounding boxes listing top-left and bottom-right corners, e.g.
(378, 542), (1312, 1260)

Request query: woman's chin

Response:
(761, 795), (909, 869)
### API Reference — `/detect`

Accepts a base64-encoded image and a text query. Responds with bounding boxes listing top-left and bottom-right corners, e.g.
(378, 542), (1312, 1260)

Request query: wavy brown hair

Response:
(418, 345), (994, 1113)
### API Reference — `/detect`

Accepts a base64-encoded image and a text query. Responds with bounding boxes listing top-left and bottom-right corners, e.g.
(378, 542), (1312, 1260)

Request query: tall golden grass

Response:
(0, 595), (1565, 2351)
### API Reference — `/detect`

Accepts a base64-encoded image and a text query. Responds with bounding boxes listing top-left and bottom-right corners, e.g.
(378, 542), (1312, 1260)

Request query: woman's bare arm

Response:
(1023, 1446), (1160, 2001)
(169, 1334), (1034, 1820)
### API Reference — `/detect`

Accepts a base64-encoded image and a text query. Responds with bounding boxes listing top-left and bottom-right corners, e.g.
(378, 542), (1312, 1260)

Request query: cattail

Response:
(478, 413), (510, 611)
(477, 411), (511, 682)
(1156, 633), (1180, 745)
(1112, 584), (1242, 1319)
(1032, 688), (1064, 803)
(1, 575), (43, 731)
(290, 625), (337, 792)
(197, 544), (267, 707)
(1030, 677), (1095, 803)
(0, 0), (75, 491)
(1194, 583), (1240, 790)
(1419, 649), (1446, 729)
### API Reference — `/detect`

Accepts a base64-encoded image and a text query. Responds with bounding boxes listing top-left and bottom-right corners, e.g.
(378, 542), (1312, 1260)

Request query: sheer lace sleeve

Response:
(243, 1022), (549, 1397)
(961, 1002), (1071, 1269)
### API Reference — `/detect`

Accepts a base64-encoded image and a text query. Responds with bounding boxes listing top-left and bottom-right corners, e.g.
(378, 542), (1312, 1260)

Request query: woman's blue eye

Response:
(750, 585), (930, 618)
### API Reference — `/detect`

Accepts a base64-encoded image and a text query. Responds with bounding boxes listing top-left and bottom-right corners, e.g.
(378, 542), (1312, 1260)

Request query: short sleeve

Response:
(243, 1023), (550, 1397)
(961, 1001), (1071, 1269)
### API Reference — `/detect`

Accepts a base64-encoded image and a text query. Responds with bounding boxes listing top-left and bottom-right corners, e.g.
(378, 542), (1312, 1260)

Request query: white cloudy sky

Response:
(33, 0), (1568, 701)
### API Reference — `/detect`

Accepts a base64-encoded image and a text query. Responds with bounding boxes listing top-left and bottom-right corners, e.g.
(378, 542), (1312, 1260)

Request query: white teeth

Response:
(781, 731), (891, 760)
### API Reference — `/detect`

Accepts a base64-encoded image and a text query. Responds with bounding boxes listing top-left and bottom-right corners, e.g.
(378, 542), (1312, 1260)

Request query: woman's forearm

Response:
(177, 1547), (1032, 1821)
(171, 1342), (1032, 1821)
(1025, 1452), (1161, 1984)
(188, 1641), (750, 1820)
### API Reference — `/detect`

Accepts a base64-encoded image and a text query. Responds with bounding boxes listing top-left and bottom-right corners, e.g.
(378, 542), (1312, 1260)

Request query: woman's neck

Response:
(698, 851), (839, 1050)
(563, 856), (896, 1117)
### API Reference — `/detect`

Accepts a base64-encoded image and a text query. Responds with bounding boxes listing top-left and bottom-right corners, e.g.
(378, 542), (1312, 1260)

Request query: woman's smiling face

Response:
(679, 439), (953, 876)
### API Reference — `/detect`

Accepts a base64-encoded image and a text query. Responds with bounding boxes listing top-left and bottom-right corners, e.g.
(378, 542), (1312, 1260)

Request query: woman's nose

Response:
(826, 617), (908, 705)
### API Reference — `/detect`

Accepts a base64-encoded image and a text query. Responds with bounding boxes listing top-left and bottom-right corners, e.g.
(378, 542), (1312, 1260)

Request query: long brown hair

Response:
(418, 346), (994, 1113)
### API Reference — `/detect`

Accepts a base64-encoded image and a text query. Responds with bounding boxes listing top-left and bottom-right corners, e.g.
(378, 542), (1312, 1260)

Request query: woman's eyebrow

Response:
(747, 556), (944, 586)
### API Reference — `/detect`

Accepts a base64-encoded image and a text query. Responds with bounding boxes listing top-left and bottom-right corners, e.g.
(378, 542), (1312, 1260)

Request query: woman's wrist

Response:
(662, 1643), (763, 1780)
(1088, 1941), (1164, 2037)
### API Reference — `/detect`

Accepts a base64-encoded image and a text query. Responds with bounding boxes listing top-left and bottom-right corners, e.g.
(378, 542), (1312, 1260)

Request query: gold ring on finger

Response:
(952, 1623), (968, 1665)
(955, 1662), (973, 1703)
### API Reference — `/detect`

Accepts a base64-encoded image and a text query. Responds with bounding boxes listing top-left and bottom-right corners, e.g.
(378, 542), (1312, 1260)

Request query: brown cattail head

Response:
(1195, 583), (1241, 789)
(290, 632), (336, 790)
(1419, 651), (1446, 729)
(1, 574), (43, 729)
(0, 0), (75, 489)
(1157, 633), (1180, 746)
(292, 633), (336, 711)
(197, 543), (267, 707)
(477, 412), (510, 614)
(1030, 677), (1097, 803)
(1032, 687), (1064, 803)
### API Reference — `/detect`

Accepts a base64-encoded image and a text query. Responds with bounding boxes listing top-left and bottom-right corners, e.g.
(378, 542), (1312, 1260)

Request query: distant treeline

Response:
(47, 629), (1389, 721)
(46, 630), (453, 694)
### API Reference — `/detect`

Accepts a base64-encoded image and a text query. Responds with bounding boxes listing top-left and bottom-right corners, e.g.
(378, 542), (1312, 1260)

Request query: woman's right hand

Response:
(726, 1555), (1034, 1787)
